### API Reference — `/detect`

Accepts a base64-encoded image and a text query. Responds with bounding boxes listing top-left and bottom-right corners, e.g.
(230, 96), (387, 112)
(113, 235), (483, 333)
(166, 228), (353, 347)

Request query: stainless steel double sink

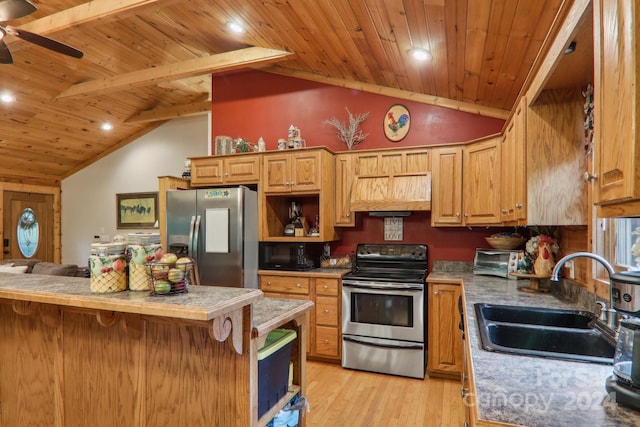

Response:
(474, 303), (615, 364)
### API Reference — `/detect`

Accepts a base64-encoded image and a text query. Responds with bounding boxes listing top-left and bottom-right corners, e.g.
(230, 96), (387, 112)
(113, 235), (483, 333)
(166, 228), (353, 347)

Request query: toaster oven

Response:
(473, 249), (520, 279)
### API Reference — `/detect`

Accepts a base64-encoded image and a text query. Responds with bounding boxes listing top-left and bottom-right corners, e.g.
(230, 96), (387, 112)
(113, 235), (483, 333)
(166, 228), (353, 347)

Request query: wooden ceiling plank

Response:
(462, 0), (492, 104)
(125, 100), (211, 123)
(56, 46), (293, 99)
(491, 0), (547, 109)
(445, 0), (467, 102)
(266, 65), (509, 120)
(474, 0), (518, 108)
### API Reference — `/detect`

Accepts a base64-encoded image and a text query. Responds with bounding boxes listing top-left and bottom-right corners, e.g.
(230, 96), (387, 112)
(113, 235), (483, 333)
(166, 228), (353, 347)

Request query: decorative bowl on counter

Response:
(485, 236), (526, 250)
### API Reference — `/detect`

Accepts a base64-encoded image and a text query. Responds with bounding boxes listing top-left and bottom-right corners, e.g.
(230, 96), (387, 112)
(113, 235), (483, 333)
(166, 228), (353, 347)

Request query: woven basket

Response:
(145, 260), (194, 296)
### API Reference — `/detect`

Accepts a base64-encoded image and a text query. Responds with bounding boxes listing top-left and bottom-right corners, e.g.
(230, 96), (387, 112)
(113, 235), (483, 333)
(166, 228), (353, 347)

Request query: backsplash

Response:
(550, 278), (600, 313)
(431, 260), (473, 273)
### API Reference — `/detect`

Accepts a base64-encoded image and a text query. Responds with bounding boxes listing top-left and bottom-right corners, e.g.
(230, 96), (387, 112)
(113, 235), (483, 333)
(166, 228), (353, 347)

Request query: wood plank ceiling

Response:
(0, 0), (569, 186)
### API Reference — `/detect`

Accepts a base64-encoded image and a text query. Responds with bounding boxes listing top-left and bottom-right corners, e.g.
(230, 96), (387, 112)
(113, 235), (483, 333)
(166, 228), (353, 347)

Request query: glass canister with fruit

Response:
(89, 243), (128, 293)
(126, 244), (163, 291)
(145, 253), (195, 295)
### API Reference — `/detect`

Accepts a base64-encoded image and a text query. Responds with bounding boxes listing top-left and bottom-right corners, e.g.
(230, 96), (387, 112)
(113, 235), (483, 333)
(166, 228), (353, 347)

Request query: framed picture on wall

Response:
(116, 192), (159, 229)
(384, 104), (411, 142)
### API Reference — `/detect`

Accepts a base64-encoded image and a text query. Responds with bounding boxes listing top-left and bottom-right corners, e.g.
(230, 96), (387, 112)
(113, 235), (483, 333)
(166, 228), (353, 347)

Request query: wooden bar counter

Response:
(0, 273), (312, 427)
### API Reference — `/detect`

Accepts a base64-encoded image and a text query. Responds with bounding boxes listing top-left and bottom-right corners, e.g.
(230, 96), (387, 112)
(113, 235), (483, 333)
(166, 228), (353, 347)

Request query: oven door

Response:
(342, 280), (424, 343)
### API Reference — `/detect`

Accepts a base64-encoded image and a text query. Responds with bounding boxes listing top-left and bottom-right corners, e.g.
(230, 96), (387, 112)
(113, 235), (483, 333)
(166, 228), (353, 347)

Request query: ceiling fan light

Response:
(100, 122), (113, 131)
(226, 22), (245, 34)
(408, 48), (432, 61)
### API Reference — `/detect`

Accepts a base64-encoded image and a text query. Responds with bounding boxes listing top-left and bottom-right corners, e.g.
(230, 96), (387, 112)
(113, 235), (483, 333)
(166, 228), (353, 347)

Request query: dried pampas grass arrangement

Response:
(323, 107), (370, 150)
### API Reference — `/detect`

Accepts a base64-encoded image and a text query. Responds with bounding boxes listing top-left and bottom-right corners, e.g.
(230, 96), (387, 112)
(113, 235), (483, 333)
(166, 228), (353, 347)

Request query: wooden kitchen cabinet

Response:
(259, 272), (342, 361)
(262, 148), (333, 193)
(334, 152), (356, 227)
(427, 280), (463, 379)
(260, 147), (338, 241)
(431, 136), (501, 227)
(500, 98), (527, 223)
(431, 146), (463, 225)
(593, 0), (640, 215)
(190, 153), (260, 187)
(355, 147), (429, 176)
(463, 137), (501, 225)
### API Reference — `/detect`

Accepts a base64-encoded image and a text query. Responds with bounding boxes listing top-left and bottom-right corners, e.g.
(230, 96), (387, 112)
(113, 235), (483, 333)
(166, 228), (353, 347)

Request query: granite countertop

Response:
(0, 272), (263, 322)
(428, 272), (640, 427)
(252, 297), (314, 337)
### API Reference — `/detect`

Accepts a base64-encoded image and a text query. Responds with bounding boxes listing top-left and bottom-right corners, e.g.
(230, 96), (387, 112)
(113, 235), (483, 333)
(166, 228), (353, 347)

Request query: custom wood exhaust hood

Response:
(349, 172), (432, 212)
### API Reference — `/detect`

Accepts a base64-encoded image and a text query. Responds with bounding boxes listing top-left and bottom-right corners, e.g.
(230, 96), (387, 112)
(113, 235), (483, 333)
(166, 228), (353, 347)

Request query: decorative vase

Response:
(534, 241), (555, 276)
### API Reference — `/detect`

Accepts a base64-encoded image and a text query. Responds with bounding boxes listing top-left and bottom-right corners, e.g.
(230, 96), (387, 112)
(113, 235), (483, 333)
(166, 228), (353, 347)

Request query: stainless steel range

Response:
(342, 243), (428, 379)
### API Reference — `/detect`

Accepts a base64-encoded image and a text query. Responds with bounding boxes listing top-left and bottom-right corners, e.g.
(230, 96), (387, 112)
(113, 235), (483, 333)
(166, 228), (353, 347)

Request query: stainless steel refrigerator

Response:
(166, 186), (258, 288)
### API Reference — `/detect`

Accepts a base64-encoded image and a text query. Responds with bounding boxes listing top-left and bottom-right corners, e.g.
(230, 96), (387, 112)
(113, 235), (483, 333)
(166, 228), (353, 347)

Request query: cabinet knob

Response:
(434, 291), (439, 295)
(346, 213), (350, 217)
(463, 213), (469, 218)
(501, 209), (508, 214)
(323, 309), (329, 313)
(324, 339), (329, 344)
(515, 203), (523, 209)
(266, 281), (271, 285)
(323, 284), (329, 289)
(456, 212), (460, 217)
(296, 283), (301, 287)
(225, 173), (229, 176)
(583, 171), (598, 183)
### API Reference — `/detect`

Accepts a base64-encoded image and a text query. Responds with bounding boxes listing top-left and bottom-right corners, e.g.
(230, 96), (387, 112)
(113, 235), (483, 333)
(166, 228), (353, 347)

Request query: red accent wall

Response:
(211, 71), (508, 264)
(211, 71), (504, 150)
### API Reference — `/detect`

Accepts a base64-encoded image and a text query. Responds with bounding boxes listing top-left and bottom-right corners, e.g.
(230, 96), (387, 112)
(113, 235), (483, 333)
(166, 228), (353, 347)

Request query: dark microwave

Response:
(258, 242), (322, 271)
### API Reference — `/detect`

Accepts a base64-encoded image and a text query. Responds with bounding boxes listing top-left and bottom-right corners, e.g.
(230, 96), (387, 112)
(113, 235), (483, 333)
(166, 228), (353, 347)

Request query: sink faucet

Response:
(551, 252), (618, 330)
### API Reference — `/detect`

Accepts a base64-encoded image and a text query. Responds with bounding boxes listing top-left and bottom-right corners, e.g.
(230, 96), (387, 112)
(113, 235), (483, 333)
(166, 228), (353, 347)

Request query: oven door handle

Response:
(343, 282), (423, 292)
(343, 335), (424, 350)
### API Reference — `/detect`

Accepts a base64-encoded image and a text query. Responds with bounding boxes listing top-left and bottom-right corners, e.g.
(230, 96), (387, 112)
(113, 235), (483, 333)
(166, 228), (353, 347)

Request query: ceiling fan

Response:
(0, 0), (83, 64)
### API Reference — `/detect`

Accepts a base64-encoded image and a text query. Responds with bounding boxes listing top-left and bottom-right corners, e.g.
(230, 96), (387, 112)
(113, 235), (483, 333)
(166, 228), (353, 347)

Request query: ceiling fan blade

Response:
(0, 0), (36, 21)
(6, 26), (83, 59)
(0, 39), (12, 64)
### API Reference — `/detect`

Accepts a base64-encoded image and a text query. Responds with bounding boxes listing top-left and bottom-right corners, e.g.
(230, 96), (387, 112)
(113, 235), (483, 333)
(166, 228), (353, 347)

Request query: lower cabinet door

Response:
(315, 326), (339, 358)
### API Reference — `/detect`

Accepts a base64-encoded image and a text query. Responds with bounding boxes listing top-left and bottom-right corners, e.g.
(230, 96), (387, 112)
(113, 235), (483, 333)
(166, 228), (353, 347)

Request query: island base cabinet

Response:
(0, 302), (261, 427)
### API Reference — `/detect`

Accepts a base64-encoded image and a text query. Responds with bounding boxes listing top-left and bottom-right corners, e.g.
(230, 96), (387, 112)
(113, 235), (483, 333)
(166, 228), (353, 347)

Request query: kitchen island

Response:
(0, 272), (312, 427)
(428, 272), (640, 427)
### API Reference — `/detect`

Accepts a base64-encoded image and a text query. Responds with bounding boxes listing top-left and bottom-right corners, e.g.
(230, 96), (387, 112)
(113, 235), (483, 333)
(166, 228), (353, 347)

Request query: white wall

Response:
(61, 115), (209, 266)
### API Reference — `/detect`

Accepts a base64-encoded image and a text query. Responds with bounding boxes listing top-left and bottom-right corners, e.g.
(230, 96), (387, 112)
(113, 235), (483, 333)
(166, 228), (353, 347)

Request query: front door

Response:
(2, 191), (54, 262)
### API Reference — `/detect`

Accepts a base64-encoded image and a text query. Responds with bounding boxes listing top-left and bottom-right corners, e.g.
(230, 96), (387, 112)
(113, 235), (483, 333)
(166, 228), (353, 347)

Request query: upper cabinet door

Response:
(263, 153), (291, 192)
(594, 0), (640, 205)
(431, 146), (463, 226)
(290, 150), (322, 192)
(463, 137), (501, 225)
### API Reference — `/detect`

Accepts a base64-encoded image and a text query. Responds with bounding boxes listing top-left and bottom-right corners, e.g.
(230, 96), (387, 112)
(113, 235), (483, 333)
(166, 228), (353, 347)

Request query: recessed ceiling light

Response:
(226, 22), (245, 34)
(0, 92), (15, 103)
(101, 122), (113, 131)
(408, 48), (432, 62)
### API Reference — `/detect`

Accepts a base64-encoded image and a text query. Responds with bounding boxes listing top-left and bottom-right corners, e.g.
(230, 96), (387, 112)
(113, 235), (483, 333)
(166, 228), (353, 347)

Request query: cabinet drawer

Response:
(260, 276), (310, 295)
(315, 326), (339, 357)
(315, 296), (338, 326)
(315, 278), (339, 296)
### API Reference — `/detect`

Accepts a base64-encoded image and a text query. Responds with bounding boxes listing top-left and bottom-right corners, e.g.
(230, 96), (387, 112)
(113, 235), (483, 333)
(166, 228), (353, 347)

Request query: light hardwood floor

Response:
(304, 361), (466, 426)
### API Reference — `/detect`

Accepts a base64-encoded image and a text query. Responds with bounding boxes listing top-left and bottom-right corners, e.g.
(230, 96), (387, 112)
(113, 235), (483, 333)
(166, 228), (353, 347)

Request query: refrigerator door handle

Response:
(188, 215), (197, 258)
(193, 215), (202, 263)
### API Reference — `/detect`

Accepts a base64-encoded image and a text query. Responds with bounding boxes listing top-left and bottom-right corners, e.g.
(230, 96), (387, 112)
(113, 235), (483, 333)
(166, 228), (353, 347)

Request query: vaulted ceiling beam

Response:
(17, 0), (167, 36)
(125, 101), (211, 124)
(57, 47), (293, 99)
(265, 66), (510, 120)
